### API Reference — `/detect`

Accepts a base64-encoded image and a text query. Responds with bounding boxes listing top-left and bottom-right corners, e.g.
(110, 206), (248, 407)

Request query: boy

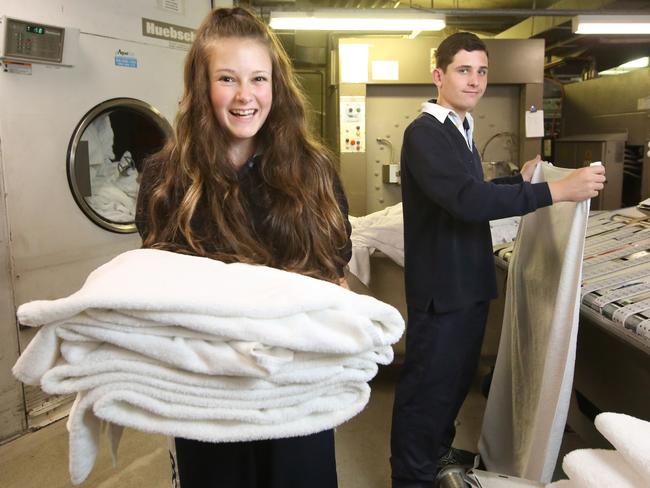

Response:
(390, 32), (605, 488)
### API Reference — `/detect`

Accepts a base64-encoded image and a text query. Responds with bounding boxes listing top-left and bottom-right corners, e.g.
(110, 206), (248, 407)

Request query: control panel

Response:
(1, 16), (78, 66)
(340, 96), (366, 153)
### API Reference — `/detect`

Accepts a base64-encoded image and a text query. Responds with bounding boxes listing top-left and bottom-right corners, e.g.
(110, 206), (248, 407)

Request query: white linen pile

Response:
(479, 163), (590, 483)
(348, 203), (522, 286)
(349, 203), (405, 286)
(545, 412), (650, 487)
(12, 249), (404, 485)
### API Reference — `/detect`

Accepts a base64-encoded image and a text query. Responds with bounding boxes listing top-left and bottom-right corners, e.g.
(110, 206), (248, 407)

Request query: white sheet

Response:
(479, 163), (590, 483)
(349, 203), (404, 286)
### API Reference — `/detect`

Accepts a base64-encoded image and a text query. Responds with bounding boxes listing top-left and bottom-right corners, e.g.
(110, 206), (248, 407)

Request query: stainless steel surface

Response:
(554, 133), (626, 210)
(561, 69), (650, 200)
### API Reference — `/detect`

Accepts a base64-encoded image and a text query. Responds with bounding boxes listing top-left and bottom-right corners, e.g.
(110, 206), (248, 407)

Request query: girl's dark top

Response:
(135, 154), (352, 277)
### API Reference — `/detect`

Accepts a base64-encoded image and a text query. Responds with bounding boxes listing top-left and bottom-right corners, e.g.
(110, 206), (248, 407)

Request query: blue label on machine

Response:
(115, 56), (137, 68)
(114, 49), (138, 68)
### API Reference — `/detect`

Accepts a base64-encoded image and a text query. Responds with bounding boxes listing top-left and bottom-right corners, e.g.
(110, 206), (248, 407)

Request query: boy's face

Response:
(432, 49), (488, 118)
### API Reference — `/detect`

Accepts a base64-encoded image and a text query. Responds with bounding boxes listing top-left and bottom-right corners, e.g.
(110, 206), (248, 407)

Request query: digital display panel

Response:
(26, 25), (46, 35)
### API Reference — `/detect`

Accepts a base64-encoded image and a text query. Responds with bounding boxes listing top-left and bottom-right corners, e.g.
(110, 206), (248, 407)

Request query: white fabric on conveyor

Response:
(490, 216), (521, 245)
(479, 163), (590, 483)
(13, 249), (404, 485)
(349, 203), (404, 286)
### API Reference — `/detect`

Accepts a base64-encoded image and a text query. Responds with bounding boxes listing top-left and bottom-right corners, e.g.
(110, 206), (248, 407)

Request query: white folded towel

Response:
(64, 380), (370, 484)
(16, 249), (403, 340)
(595, 412), (650, 481)
(562, 449), (646, 488)
(12, 249), (405, 484)
(14, 249), (403, 380)
(41, 344), (378, 484)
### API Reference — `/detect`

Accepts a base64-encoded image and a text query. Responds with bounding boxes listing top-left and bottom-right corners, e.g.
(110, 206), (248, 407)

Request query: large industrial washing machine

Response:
(0, 0), (213, 434)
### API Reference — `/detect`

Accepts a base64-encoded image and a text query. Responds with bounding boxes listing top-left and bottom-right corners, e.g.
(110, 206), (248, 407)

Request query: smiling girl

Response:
(136, 7), (350, 488)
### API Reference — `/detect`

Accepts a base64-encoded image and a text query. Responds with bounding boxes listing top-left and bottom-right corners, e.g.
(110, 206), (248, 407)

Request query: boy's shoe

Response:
(437, 447), (479, 468)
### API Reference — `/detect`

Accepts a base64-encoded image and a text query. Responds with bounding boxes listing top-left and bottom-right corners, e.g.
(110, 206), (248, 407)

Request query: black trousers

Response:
(173, 430), (338, 488)
(390, 302), (489, 487)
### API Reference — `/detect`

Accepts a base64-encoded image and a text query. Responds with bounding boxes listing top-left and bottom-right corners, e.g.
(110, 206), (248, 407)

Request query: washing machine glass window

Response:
(67, 98), (172, 233)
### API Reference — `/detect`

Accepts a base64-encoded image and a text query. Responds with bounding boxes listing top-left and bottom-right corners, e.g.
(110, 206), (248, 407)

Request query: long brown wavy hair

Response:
(140, 7), (348, 282)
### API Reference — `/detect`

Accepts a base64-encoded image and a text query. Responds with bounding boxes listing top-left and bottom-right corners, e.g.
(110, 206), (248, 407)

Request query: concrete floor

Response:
(0, 366), (583, 488)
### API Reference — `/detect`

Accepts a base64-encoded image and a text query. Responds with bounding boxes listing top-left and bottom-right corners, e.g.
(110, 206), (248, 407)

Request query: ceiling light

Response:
(573, 15), (650, 35)
(269, 9), (445, 32)
(599, 56), (649, 76)
(619, 57), (650, 69)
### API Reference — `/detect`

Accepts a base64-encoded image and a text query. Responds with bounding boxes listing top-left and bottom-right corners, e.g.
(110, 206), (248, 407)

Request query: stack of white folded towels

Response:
(546, 412), (650, 488)
(13, 249), (404, 484)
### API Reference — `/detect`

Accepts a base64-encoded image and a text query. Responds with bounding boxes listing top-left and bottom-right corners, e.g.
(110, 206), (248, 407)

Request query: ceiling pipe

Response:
(264, 6), (650, 17)
(545, 35), (586, 52)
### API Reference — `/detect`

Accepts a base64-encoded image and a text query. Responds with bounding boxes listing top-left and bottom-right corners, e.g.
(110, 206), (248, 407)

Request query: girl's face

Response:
(208, 37), (273, 163)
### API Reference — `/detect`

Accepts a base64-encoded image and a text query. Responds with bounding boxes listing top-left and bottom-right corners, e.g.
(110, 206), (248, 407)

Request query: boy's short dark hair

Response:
(435, 32), (488, 72)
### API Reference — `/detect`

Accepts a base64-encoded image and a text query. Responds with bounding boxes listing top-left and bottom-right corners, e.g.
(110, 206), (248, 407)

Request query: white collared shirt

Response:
(421, 100), (474, 151)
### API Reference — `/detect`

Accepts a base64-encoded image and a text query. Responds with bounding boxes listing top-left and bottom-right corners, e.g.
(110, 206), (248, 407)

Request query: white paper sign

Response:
(525, 109), (544, 138)
(371, 60), (399, 81)
(339, 44), (369, 83)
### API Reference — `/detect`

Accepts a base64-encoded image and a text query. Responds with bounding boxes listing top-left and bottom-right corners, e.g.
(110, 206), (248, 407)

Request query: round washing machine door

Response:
(67, 98), (172, 233)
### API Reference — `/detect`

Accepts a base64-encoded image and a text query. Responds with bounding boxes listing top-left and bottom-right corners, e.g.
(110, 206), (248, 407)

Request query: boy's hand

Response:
(549, 165), (607, 203)
(520, 154), (541, 182)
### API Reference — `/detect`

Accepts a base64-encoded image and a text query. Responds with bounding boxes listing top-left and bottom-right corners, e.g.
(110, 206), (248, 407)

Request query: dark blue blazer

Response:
(400, 112), (552, 313)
